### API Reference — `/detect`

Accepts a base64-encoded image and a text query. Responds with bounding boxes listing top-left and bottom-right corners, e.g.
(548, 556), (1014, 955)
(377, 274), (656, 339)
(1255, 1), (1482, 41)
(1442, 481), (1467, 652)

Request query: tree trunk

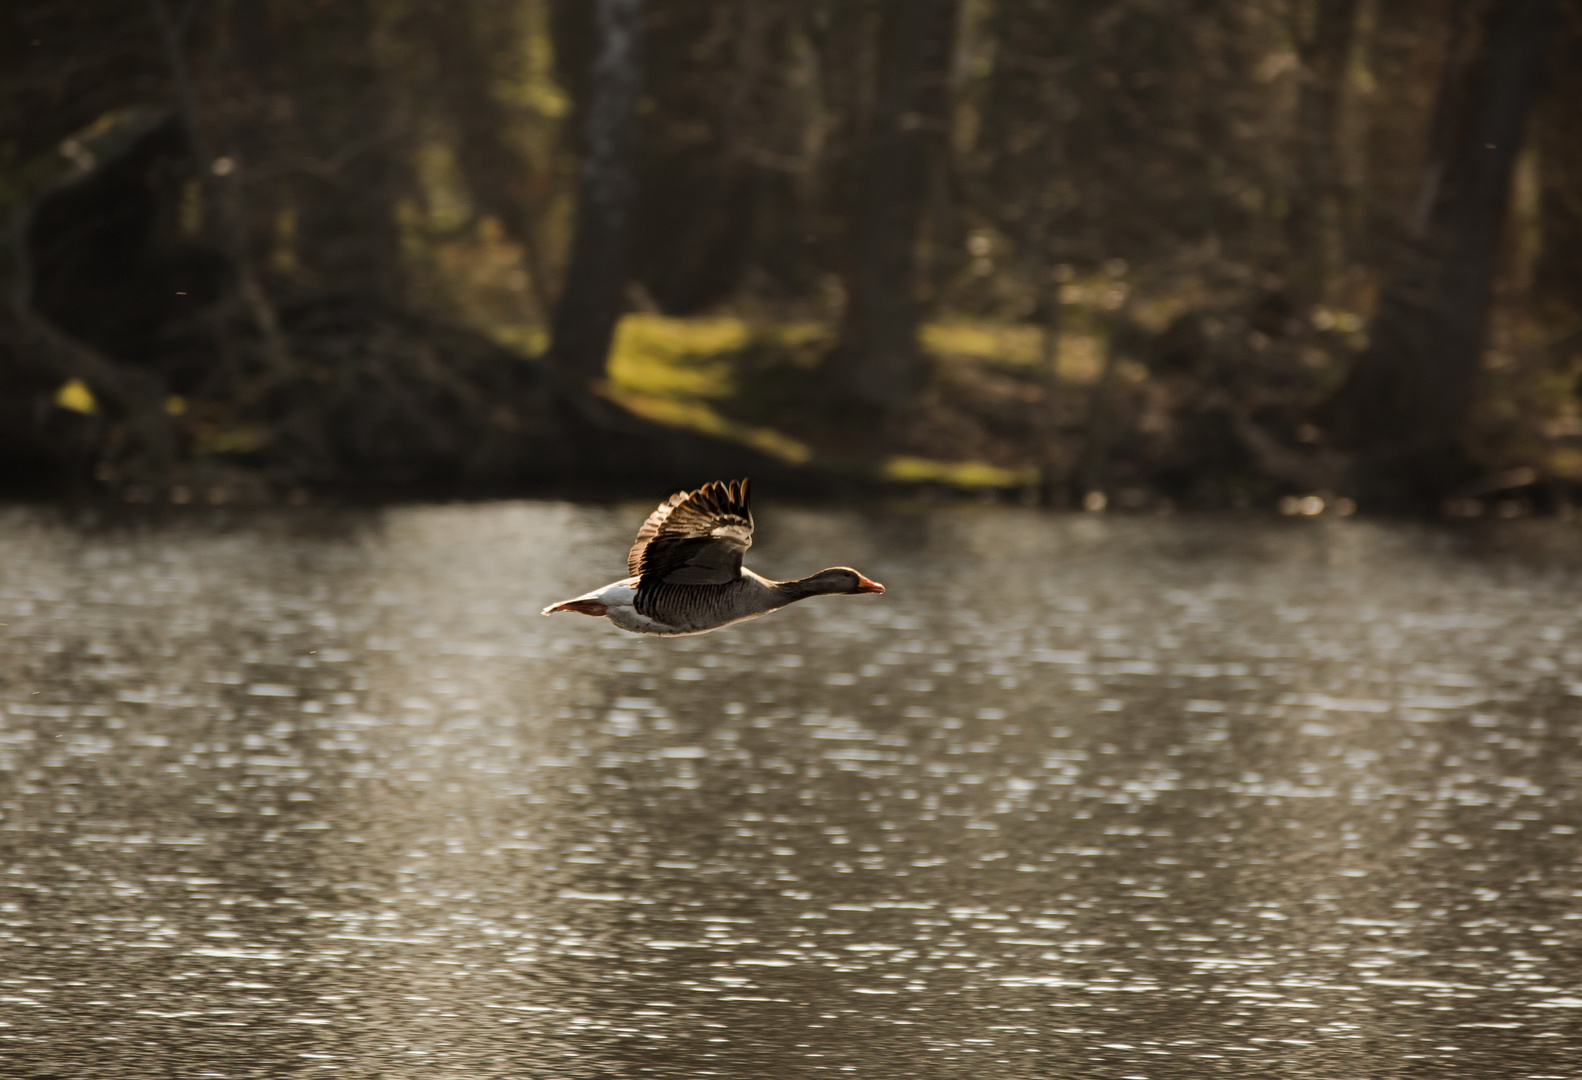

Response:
(833, 0), (958, 410)
(154, 0), (292, 377)
(418, 0), (556, 322)
(1287, 0), (1361, 302)
(548, 0), (644, 389)
(1532, 14), (1582, 338)
(1036, 259), (1066, 507)
(268, 0), (407, 304)
(1332, 0), (1556, 512)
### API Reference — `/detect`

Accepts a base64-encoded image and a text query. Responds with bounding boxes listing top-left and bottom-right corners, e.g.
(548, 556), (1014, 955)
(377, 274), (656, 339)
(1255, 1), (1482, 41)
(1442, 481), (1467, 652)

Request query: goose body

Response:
(543, 480), (883, 636)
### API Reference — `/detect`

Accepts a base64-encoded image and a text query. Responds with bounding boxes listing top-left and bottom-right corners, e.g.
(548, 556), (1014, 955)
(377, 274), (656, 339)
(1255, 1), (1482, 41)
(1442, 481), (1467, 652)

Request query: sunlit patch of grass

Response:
(882, 455), (1038, 489)
(607, 315), (831, 398)
(596, 314), (1093, 485)
(923, 319), (1105, 383)
(578, 314), (1101, 486)
(608, 314), (747, 399)
(492, 324), (549, 355)
(601, 381), (812, 464)
(602, 315), (834, 462)
(923, 321), (1042, 365)
(1053, 332), (1105, 384)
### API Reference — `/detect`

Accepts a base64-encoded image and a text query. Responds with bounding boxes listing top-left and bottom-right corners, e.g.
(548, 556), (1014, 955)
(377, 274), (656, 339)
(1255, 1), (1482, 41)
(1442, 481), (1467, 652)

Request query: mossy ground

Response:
(585, 313), (1117, 491)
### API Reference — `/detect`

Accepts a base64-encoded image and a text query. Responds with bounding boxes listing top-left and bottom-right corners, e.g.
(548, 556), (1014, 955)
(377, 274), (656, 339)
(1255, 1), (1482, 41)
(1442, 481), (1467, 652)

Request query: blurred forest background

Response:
(2, 0), (1580, 514)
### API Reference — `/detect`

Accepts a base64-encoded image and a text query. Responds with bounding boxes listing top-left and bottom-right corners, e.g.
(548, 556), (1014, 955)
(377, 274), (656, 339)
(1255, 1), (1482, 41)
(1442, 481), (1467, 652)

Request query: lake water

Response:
(2, 501), (1581, 1078)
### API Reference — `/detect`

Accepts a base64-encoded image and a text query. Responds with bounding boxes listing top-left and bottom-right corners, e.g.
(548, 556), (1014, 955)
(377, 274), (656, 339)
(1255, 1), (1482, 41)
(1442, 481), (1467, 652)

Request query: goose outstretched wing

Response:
(628, 479), (754, 586)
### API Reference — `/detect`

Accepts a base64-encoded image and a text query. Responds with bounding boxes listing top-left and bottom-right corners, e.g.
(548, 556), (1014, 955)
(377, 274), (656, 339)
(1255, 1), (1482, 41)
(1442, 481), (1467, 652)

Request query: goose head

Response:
(786, 567), (885, 597)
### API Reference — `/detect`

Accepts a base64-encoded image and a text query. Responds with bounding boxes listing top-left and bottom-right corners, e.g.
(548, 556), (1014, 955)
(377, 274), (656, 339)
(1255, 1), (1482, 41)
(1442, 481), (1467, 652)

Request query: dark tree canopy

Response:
(1, 0), (1579, 510)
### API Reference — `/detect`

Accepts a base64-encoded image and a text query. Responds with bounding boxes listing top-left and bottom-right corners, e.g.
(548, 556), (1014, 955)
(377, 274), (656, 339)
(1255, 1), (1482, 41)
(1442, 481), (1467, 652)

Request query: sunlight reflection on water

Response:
(1, 503), (1581, 1077)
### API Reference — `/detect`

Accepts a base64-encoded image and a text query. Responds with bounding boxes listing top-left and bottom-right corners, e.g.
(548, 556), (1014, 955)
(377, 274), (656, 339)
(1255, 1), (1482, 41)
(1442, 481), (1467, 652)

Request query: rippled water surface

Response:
(3, 502), (1582, 1078)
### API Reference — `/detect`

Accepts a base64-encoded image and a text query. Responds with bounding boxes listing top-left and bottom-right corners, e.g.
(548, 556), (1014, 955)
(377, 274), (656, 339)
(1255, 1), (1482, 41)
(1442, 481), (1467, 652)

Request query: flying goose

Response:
(543, 479), (884, 636)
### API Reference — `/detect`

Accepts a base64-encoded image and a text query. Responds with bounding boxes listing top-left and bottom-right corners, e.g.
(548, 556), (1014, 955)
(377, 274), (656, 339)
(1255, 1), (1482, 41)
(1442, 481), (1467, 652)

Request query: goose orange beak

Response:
(855, 575), (885, 594)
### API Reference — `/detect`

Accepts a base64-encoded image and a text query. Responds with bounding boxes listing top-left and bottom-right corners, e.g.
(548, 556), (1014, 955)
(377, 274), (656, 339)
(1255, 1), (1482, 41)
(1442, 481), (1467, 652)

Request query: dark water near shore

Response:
(3, 503), (1582, 1078)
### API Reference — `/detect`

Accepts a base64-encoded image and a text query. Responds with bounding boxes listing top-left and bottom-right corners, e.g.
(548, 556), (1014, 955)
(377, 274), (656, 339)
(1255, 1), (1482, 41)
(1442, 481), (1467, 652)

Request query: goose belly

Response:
(602, 580), (780, 637)
(619, 607), (775, 637)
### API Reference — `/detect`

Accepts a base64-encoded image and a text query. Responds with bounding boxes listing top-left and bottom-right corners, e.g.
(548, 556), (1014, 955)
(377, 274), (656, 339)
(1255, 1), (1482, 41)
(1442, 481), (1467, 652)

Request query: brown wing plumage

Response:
(628, 479), (754, 586)
(627, 492), (687, 577)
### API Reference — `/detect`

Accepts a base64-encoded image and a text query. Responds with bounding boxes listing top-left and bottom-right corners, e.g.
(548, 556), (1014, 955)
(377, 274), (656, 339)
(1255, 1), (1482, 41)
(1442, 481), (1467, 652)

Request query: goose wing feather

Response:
(628, 479), (754, 586)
